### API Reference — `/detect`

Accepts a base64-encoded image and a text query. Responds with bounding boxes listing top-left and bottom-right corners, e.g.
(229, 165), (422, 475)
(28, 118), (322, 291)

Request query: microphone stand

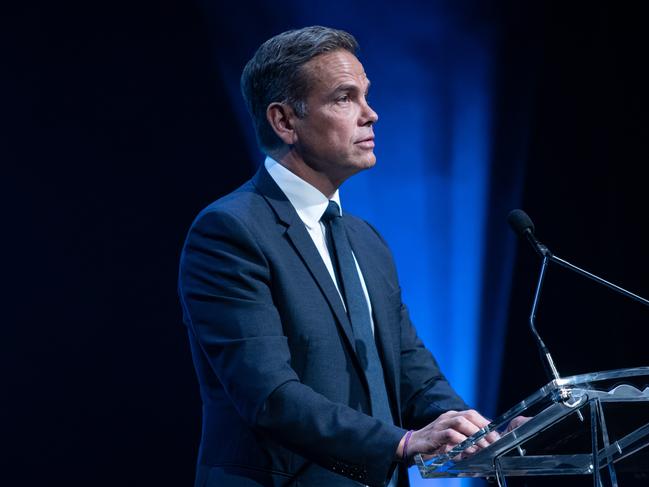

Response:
(528, 245), (649, 413)
(508, 209), (649, 429)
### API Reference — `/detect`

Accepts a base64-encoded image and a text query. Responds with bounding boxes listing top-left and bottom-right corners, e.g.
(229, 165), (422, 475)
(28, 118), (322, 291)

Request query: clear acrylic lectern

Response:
(415, 367), (649, 486)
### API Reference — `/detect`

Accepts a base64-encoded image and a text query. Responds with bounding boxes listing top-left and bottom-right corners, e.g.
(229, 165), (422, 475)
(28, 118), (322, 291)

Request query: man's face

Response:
(291, 50), (378, 183)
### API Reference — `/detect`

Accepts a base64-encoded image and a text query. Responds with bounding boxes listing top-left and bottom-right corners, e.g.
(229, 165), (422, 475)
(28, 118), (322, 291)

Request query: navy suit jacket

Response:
(178, 167), (468, 486)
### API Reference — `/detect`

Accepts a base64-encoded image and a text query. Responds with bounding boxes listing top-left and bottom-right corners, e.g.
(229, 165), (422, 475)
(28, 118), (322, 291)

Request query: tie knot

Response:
(321, 200), (341, 223)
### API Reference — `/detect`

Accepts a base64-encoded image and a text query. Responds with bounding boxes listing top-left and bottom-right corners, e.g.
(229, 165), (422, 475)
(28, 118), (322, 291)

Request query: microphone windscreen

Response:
(507, 209), (535, 236)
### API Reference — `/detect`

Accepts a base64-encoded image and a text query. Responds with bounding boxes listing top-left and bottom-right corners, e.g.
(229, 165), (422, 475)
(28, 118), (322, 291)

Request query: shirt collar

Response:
(264, 156), (341, 229)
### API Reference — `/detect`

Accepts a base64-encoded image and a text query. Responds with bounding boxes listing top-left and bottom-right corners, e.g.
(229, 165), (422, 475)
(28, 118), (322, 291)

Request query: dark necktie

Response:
(321, 201), (393, 426)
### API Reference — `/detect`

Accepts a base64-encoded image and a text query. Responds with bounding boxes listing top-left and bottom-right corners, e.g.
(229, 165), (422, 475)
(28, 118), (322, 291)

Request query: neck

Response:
(269, 147), (342, 199)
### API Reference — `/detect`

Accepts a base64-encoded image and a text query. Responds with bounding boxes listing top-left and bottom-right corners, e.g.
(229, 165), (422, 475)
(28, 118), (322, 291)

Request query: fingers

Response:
(436, 427), (468, 446)
(461, 409), (491, 429)
(459, 409), (499, 447)
(436, 409), (491, 444)
(461, 445), (480, 456)
(458, 446), (479, 460)
(408, 424), (467, 457)
(437, 416), (484, 447)
(505, 415), (532, 433)
(409, 409), (501, 460)
(485, 430), (501, 444)
(436, 431), (469, 460)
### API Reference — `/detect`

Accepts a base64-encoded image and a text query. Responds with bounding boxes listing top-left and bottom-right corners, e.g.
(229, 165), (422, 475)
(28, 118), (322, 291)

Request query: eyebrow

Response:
(331, 79), (372, 96)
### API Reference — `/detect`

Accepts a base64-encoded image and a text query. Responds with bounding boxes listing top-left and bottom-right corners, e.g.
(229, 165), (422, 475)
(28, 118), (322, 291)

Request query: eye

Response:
(336, 94), (351, 104)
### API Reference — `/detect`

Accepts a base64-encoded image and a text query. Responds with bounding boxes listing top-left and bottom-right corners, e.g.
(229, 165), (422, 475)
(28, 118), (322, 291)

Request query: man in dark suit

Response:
(178, 26), (499, 486)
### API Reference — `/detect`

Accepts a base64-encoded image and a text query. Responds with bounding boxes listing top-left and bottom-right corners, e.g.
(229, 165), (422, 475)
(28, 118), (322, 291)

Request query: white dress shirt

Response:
(265, 156), (375, 333)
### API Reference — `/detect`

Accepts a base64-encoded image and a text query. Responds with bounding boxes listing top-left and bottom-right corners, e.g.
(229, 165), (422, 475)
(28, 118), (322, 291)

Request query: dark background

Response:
(495, 4), (649, 484)
(4, 1), (648, 485)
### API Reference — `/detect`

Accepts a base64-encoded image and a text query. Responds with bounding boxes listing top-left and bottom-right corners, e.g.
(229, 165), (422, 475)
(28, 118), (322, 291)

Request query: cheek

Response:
(338, 115), (359, 145)
(308, 110), (358, 149)
(318, 125), (352, 149)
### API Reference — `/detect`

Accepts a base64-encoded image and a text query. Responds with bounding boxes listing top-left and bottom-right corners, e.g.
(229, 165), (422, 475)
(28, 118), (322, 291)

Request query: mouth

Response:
(355, 136), (375, 148)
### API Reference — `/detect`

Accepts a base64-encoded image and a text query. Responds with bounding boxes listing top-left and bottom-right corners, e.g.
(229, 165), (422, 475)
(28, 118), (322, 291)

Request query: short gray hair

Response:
(240, 26), (359, 152)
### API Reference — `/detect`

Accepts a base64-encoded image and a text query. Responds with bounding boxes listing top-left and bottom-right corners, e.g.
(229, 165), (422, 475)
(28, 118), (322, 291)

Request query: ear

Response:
(266, 102), (298, 146)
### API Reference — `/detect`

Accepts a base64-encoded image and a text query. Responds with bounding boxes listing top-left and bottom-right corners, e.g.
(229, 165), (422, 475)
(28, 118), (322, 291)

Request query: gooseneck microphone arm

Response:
(528, 255), (561, 382)
(508, 209), (563, 382)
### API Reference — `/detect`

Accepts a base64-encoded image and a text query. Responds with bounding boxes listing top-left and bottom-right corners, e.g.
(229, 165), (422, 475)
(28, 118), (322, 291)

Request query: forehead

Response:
(302, 50), (368, 93)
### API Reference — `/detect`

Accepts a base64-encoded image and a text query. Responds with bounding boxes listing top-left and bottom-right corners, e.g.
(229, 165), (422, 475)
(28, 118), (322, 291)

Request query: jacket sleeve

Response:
(178, 208), (406, 486)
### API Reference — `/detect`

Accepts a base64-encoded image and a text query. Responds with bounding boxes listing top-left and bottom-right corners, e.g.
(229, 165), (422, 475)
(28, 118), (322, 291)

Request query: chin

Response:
(340, 152), (376, 175)
(349, 159), (375, 173)
(362, 154), (377, 168)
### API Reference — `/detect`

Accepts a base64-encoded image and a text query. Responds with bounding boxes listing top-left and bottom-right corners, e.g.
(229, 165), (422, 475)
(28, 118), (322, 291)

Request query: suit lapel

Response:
(251, 167), (357, 355)
(345, 220), (400, 412)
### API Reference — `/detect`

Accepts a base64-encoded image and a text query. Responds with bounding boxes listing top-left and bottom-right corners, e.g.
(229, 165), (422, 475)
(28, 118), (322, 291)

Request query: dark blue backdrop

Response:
(199, 5), (525, 485)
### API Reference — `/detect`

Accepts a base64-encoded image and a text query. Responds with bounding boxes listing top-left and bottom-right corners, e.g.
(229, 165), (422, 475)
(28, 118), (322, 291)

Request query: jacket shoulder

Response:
(197, 179), (267, 222)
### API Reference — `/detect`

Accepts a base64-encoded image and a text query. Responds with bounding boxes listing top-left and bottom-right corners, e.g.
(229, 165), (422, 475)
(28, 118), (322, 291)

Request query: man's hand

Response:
(505, 415), (531, 433)
(397, 410), (500, 463)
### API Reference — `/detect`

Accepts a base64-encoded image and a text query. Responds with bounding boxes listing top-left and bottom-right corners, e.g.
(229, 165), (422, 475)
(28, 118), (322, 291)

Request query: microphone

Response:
(507, 210), (551, 257)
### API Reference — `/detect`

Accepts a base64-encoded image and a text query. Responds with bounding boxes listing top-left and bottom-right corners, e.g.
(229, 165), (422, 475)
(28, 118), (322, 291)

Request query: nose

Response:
(360, 97), (378, 126)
